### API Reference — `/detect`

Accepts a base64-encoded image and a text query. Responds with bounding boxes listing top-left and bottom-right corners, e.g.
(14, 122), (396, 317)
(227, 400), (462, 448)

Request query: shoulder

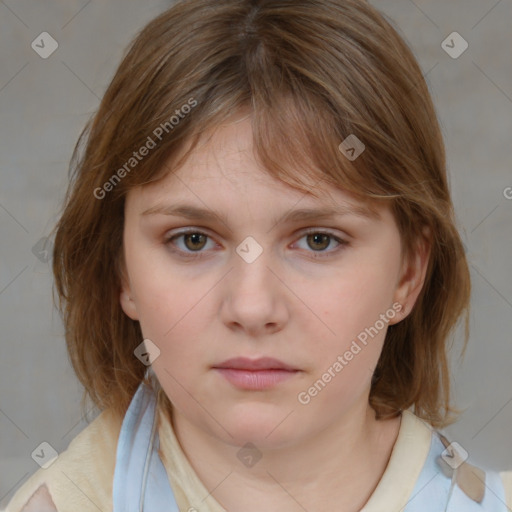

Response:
(3, 408), (123, 512)
(500, 471), (512, 510)
(401, 412), (512, 510)
(435, 430), (512, 510)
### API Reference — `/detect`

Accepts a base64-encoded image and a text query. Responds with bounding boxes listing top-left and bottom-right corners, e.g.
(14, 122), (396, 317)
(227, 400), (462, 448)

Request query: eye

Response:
(165, 229), (217, 259)
(164, 228), (348, 260)
(293, 230), (348, 257)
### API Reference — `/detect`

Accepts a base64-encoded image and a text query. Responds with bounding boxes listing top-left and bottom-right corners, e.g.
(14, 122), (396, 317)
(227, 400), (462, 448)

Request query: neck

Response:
(171, 400), (401, 512)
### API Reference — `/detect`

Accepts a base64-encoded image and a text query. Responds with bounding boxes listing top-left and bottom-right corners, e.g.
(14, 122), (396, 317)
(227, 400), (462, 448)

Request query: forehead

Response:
(142, 118), (344, 194)
(127, 115), (386, 223)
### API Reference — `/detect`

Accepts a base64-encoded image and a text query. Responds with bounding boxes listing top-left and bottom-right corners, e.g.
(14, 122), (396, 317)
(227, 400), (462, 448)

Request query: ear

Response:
(389, 227), (431, 324)
(119, 270), (139, 321)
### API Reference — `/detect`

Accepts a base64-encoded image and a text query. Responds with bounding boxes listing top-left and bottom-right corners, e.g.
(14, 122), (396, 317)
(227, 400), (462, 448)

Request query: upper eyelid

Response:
(165, 226), (347, 240)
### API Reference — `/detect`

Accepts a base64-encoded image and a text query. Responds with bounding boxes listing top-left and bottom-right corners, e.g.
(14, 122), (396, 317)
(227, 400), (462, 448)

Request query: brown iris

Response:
(183, 233), (208, 251)
(307, 233), (330, 251)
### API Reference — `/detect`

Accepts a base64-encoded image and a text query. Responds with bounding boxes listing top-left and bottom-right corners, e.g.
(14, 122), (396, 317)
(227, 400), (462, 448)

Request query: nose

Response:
(220, 244), (289, 338)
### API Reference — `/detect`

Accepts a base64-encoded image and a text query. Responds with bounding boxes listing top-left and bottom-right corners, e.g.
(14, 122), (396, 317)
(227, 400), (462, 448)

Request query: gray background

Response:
(0, 0), (511, 507)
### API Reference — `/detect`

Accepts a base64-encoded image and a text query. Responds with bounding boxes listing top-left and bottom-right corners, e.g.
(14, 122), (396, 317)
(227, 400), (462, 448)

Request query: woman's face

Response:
(120, 115), (426, 449)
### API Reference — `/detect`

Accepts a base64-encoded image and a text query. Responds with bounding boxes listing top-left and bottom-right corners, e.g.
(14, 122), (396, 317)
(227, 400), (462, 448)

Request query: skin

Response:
(21, 485), (57, 512)
(120, 113), (430, 511)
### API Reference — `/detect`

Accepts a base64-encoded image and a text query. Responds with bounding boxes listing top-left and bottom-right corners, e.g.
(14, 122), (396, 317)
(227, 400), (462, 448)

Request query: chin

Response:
(216, 402), (300, 448)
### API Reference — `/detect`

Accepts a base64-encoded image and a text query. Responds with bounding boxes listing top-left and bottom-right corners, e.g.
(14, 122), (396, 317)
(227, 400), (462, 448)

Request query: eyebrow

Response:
(278, 204), (379, 222)
(141, 202), (379, 225)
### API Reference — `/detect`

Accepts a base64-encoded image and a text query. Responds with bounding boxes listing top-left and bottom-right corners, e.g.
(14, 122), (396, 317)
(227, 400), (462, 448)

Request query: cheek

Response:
(133, 276), (214, 410)
(294, 250), (400, 399)
(127, 259), (220, 382)
(134, 276), (214, 350)
(309, 261), (398, 344)
(296, 280), (390, 414)
(125, 239), (206, 335)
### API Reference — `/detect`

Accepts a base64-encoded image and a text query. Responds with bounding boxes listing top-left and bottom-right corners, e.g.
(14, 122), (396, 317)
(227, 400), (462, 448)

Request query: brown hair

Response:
(53, 0), (470, 428)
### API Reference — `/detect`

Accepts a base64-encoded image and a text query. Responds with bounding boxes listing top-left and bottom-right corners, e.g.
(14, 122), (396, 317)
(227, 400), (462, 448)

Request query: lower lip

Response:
(214, 368), (299, 390)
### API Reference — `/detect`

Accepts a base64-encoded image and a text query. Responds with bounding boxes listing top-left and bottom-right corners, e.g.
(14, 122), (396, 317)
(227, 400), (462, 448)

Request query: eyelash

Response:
(164, 228), (349, 260)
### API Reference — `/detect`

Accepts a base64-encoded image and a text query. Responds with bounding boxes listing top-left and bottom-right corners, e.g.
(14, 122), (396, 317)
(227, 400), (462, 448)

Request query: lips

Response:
(213, 357), (300, 390)
(213, 357), (297, 371)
